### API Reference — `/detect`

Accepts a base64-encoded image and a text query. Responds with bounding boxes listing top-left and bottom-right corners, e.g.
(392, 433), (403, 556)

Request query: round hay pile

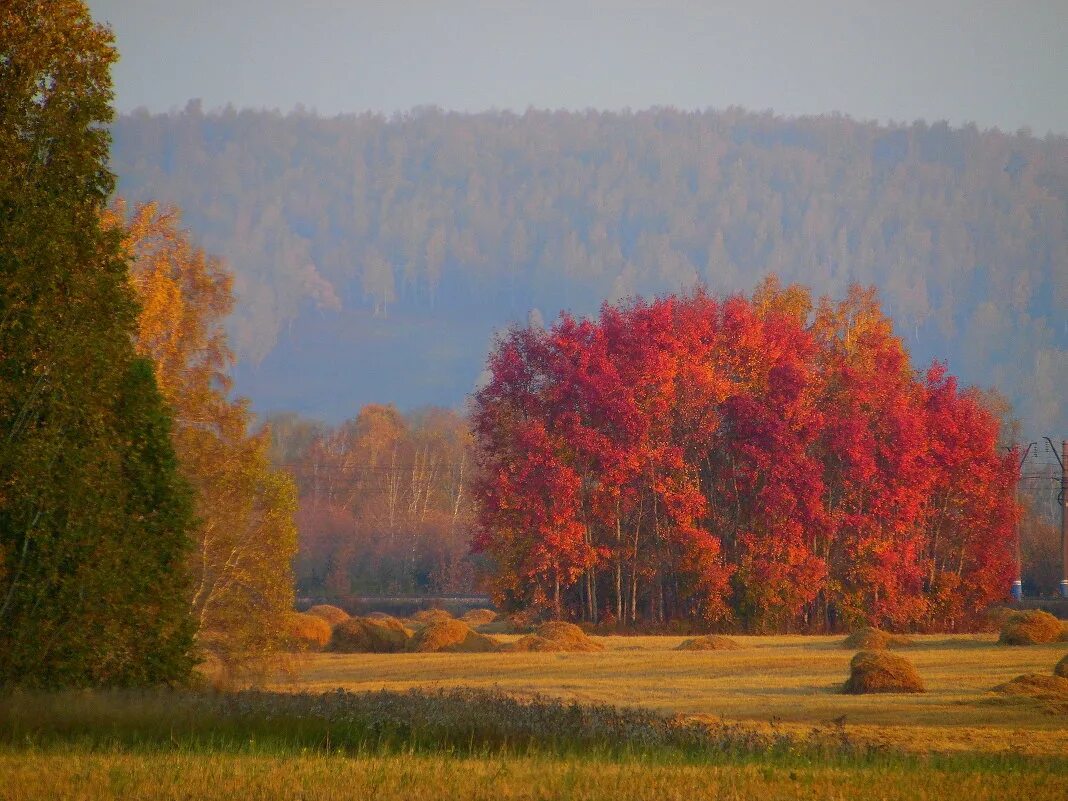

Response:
(283, 612), (333, 651)
(305, 604), (350, 626)
(999, 610), (1064, 645)
(1055, 654), (1068, 679)
(841, 627), (913, 650)
(511, 621), (604, 653)
(406, 619), (500, 653)
(993, 673), (1068, 713)
(461, 608), (498, 626)
(411, 608), (454, 625)
(330, 616), (410, 653)
(842, 650), (925, 694)
(676, 634), (741, 651)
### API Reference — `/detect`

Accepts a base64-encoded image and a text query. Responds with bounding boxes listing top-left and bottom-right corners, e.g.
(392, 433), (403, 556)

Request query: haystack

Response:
(676, 635), (741, 651)
(999, 610), (1064, 645)
(407, 619), (500, 653)
(511, 621), (603, 653)
(305, 604), (350, 626)
(411, 608), (454, 625)
(1055, 654), (1068, 679)
(841, 626), (913, 650)
(461, 608), (499, 626)
(842, 650), (925, 694)
(283, 612), (333, 651)
(993, 673), (1068, 713)
(330, 616), (410, 653)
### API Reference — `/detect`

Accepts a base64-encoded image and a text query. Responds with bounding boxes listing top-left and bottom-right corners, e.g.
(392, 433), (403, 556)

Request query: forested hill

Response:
(110, 105), (1068, 433)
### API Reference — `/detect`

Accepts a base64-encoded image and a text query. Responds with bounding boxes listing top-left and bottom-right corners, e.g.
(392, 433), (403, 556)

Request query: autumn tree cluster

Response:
(269, 406), (477, 600)
(0, 1), (194, 686)
(473, 281), (1019, 632)
(1, 1), (297, 686)
(111, 202), (298, 672)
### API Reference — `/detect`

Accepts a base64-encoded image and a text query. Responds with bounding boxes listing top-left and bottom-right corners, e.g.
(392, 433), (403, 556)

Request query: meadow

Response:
(278, 633), (1067, 756)
(3, 633), (1065, 800)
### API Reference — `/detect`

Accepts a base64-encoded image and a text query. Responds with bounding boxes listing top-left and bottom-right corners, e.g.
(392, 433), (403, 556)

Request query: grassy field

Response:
(276, 633), (1068, 755)
(1, 750), (1063, 801)
(2, 634), (1065, 799)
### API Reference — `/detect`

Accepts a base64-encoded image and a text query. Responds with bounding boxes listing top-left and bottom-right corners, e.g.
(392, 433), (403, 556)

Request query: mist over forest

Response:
(109, 105), (1068, 435)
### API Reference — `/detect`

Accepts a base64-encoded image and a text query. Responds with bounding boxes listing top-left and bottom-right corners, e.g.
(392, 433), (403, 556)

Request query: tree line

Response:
(107, 102), (1068, 434)
(472, 280), (1018, 632)
(267, 405), (477, 601)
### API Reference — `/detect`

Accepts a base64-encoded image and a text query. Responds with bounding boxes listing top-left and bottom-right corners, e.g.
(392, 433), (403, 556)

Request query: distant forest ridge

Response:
(109, 105), (1068, 434)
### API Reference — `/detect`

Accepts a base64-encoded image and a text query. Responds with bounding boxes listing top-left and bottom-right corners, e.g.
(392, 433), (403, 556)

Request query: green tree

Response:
(0, 0), (195, 686)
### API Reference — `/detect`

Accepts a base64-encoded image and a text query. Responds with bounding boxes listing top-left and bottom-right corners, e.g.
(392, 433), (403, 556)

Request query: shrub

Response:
(1055, 654), (1068, 679)
(283, 612), (333, 651)
(511, 622), (603, 653)
(407, 620), (500, 653)
(841, 627), (913, 650)
(676, 635), (741, 651)
(461, 608), (498, 626)
(842, 651), (925, 694)
(998, 610), (1064, 645)
(305, 604), (350, 627)
(330, 617), (410, 653)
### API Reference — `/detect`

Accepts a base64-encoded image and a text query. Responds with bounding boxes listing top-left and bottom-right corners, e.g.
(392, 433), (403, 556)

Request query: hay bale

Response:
(305, 604), (350, 626)
(841, 626), (913, 650)
(1055, 654), (1068, 679)
(407, 619), (500, 653)
(282, 612), (333, 651)
(675, 635), (741, 651)
(412, 608), (454, 625)
(461, 608), (499, 626)
(511, 621), (603, 653)
(993, 673), (1068, 713)
(843, 651), (925, 694)
(330, 616), (410, 653)
(999, 610), (1065, 645)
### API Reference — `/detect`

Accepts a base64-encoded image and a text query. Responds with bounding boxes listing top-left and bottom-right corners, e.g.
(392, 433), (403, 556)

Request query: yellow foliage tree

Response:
(108, 200), (297, 673)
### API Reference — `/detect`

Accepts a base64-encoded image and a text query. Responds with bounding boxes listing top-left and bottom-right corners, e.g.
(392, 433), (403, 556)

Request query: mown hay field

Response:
(277, 633), (1068, 756)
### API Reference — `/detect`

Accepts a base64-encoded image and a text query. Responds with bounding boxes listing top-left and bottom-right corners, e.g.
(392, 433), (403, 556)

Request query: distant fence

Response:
(1009, 598), (1068, 619)
(297, 595), (494, 617)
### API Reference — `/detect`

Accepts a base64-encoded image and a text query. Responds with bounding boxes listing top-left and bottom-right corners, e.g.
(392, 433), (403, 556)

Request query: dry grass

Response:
(282, 612), (333, 651)
(999, 611), (1065, 645)
(411, 609), (454, 625)
(304, 604), (349, 626)
(2, 750), (1063, 801)
(992, 674), (1068, 714)
(330, 617), (410, 653)
(843, 651), (925, 694)
(1055, 654), (1068, 679)
(842, 627), (914, 650)
(460, 608), (498, 626)
(407, 620), (500, 653)
(676, 634), (742, 651)
(275, 633), (1068, 756)
(510, 622), (604, 653)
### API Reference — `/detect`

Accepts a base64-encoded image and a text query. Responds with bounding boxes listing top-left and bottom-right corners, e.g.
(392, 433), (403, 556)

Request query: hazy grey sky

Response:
(88, 0), (1068, 134)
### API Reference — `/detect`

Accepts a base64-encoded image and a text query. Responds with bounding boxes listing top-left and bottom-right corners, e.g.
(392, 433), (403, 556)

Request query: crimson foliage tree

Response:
(472, 279), (1017, 632)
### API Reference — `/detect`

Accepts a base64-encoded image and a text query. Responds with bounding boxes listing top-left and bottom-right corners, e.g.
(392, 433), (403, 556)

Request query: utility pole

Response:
(1044, 437), (1068, 599)
(1010, 442), (1037, 601)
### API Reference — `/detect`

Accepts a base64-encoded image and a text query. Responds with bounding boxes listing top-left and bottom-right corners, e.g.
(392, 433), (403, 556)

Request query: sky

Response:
(87, 0), (1068, 135)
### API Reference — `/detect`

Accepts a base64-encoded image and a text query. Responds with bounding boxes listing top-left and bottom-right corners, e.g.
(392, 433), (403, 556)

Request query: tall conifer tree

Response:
(0, 0), (195, 686)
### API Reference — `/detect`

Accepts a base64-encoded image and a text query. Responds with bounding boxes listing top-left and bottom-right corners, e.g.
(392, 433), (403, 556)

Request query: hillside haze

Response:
(109, 106), (1068, 433)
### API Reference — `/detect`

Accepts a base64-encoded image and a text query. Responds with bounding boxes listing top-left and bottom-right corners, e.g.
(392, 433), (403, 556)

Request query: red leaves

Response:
(473, 280), (1016, 630)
